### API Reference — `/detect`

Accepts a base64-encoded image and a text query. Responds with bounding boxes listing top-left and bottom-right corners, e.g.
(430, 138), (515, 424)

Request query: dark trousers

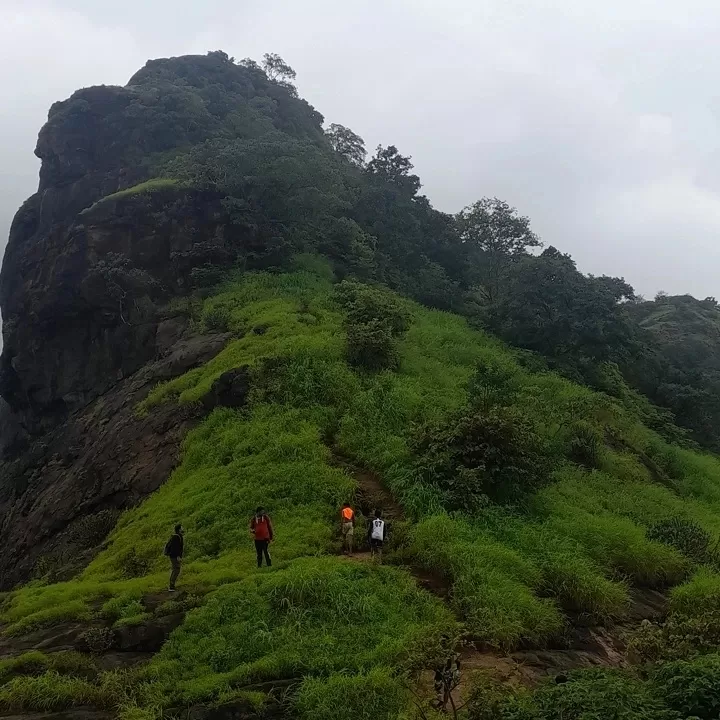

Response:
(169, 556), (181, 589)
(255, 539), (272, 567)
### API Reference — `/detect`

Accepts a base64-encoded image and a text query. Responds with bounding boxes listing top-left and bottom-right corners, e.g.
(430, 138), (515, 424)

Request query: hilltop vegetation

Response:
(3, 50), (720, 720)
(626, 293), (720, 451)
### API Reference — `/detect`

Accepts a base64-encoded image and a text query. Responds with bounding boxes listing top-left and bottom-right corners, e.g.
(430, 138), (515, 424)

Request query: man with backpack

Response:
(164, 524), (184, 592)
(340, 502), (356, 555)
(250, 506), (273, 568)
(367, 509), (386, 564)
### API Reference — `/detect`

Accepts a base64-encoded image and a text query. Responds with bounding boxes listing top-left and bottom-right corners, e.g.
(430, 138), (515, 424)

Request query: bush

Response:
(121, 548), (151, 579)
(346, 319), (402, 371)
(465, 672), (513, 720)
(411, 407), (552, 510)
(79, 627), (115, 655)
(653, 654), (720, 719)
(530, 668), (676, 720)
(202, 304), (232, 332)
(627, 608), (720, 663)
(467, 358), (520, 412)
(334, 280), (410, 372)
(647, 516), (713, 565)
(566, 421), (604, 469)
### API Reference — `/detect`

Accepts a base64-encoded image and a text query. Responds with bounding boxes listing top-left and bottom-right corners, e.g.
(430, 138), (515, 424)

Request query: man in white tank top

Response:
(367, 509), (386, 563)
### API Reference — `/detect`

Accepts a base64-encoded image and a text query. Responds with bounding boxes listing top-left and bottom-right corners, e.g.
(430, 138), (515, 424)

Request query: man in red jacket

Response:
(250, 506), (273, 567)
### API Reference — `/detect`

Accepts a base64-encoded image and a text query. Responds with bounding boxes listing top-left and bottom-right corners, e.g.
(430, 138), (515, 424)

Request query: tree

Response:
(366, 145), (421, 195)
(238, 57), (262, 72)
(326, 123), (366, 166)
(456, 197), (541, 303)
(262, 53), (298, 95)
(207, 50), (234, 64)
(493, 247), (637, 365)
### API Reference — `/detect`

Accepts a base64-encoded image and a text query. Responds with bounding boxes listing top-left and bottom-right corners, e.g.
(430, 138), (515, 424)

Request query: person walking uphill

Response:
(164, 524), (184, 591)
(367, 509), (386, 564)
(250, 506), (273, 567)
(340, 503), (356, 555)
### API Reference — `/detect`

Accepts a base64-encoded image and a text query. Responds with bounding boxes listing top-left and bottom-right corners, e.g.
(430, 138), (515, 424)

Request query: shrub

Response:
(102, 593), (146, 625)
(334, 280), (409, 372)
(653, 654), (720, 720)
(627, 608), (720, 663)
(467, 357), (520, 412)
(411, 407), (552, 510)
(465, 671), (514, 720)
(202, 304), (232, 332)
(530, 668), (676, 720)
(647, 516), (712, 565)
(79, 627), (115, 655)
(346, 320), (402, 371)
(566, 421), (604, 468)
(121, 548), (151, 579)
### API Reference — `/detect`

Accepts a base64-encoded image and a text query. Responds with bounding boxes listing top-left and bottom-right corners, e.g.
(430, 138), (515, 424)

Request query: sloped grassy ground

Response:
(3, 263), (720, 718)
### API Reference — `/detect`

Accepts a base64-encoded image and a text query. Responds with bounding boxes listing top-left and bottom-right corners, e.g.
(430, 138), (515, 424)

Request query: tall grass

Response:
(145, 558), (453, 707)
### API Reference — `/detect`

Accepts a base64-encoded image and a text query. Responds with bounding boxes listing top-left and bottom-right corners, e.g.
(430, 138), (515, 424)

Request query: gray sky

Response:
(3, 0), (720, 300)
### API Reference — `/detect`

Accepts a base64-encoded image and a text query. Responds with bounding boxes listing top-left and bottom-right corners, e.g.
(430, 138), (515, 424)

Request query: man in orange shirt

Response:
(340, 503), (355, 555)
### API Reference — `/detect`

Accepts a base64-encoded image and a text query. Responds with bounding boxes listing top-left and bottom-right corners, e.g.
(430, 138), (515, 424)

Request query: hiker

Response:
(367, 509), (386, 563)
(164, 523), (184, 592)
(433, 636), (461, 712)
(250, 506), (273, 568)
(340, 502), (356, 555)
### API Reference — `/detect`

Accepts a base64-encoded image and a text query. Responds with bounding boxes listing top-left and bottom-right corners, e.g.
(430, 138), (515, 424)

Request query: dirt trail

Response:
(335, 453), (670, 705)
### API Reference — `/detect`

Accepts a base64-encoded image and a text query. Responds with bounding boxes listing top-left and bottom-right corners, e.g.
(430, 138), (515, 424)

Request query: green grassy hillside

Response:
(3, 261), (720, 719)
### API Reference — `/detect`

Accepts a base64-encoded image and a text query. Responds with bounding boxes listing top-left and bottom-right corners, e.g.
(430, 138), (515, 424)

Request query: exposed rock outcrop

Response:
(0, 331), (230, 589)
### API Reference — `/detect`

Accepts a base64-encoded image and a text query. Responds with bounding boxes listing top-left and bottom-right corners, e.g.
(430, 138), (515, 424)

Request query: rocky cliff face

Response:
(0, 52), (324, 587)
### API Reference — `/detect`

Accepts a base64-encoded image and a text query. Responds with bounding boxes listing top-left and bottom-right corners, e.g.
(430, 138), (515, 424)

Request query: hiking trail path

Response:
(332, 453), (669, 709)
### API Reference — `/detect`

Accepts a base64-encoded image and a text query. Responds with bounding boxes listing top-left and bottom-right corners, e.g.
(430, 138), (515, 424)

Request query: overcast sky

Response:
(3, 0), (720, 299)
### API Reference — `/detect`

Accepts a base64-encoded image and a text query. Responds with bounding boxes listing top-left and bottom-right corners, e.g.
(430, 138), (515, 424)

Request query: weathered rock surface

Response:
(200, 367), (252, 411)
(0, 186), (246, 437)
(0, 331), (229, 590)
